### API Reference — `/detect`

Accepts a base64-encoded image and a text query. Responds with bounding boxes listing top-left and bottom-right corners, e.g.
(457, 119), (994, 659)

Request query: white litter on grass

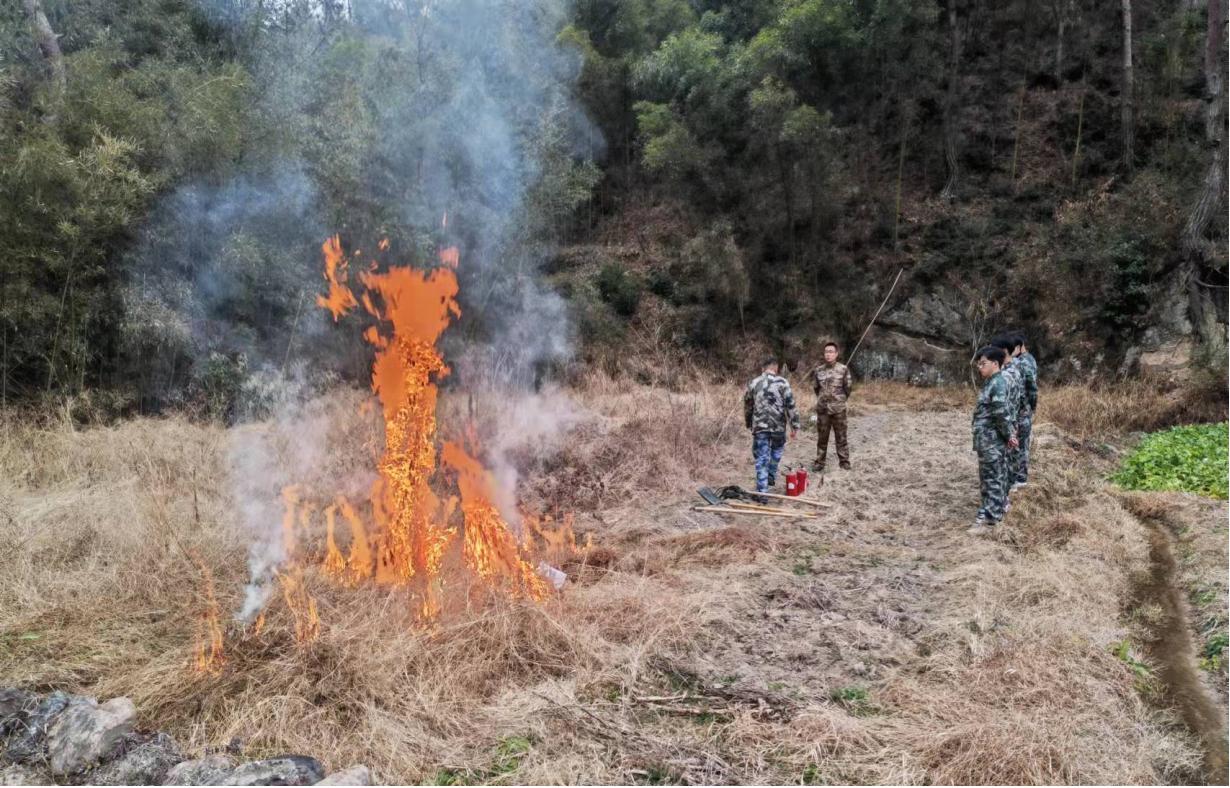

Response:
(537, 562), (567, 591)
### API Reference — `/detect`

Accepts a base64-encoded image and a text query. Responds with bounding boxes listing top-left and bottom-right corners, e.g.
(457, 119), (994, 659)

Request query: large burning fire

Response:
(194, 233), (571, 667)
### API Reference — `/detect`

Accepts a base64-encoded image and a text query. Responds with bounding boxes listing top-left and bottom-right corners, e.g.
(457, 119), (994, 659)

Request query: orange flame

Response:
(244, 234), (570, 635)
(193, 562), (225, 675)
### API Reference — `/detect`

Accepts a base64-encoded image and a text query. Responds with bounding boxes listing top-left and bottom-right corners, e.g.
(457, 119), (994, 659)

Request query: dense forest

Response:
(1, 0), (1226, 416)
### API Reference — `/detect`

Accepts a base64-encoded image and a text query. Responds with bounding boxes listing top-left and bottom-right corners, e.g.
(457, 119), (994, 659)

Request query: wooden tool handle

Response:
(691, 506), (817, 518)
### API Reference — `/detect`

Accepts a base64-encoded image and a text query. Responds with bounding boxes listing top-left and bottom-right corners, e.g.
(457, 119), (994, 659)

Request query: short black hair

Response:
(761, 355), (779, 369)
(991, 335), (1016, 353)
(975, 346), (1007, 366)
(823, 341), (839, 351)
(1011, 331), (1027, 349)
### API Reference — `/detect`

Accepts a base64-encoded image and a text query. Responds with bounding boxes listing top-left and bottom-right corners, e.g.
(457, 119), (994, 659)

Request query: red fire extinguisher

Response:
(785, 469), (800, 496)
(796, 467), (808, 494)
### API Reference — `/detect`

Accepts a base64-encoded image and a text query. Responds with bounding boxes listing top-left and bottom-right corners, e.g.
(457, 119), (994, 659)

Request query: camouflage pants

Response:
(1011, 410), (1033, 484)
(815, 410), (849, 468)
(977, 443), (1010, 522)
(752, 431), (786, 493)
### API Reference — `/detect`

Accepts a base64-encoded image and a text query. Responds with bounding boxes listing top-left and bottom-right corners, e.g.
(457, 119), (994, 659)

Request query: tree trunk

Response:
(1056, 0), (1076, 79)
(894, 109), (907, 248)
(1182, 0), (1227, 259)
(1120, 0), (1135, 172)
(1182, 0), (1228, 350)
(20, 0), (66, 120)
(940, 0), (962, 201)
(778, 154), (796, 267)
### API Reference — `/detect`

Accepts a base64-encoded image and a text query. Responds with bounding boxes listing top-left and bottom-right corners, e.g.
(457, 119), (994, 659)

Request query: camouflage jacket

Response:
(972, 371), (1014, 452)
(1000, 359), (1024, 426)
(1017, 351), (1038, 412)
(744, 372), (800, 434)
(811, 362), (852, 414)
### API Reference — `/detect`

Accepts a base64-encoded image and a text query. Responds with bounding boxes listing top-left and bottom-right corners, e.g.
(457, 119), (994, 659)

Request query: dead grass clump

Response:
(1119, 492), (1171, 522)
(1040, 380), (1228, 441)
(1017, 512), (1085, 551)
(880, 634), (1198, 785)
(850, 380), (973, 413)
(521, 374), (742, 512)
(661, 525), (778, 567)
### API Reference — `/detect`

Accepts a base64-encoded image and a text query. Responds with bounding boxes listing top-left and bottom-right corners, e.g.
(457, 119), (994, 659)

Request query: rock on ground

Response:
(90, 733), (183, 785)
(0, 690), (35, 739)
(0, 764), (52, 786)
(163, 754), (237, 785)
(314, 765), (373, 785)
(47, 696), (136, 776)
(5, 691), (71, 763)
(222, 756), (324, 786)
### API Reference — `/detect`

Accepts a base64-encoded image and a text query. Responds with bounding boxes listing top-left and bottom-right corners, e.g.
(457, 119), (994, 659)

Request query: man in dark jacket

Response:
(744, 356), (800, 493)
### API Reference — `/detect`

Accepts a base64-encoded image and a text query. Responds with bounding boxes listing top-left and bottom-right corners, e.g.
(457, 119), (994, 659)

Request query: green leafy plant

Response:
(1200, 632), (1228, 672)
(830, 685), (875, 715)
(1111, 423), (1228, 499)
(1110, 639), (1153, 680)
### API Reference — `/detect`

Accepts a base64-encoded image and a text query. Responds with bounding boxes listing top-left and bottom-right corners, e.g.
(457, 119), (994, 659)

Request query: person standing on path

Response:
(969, 346), (1018, 536)
(1009, 332), (1038, 488)
(743, 356), (800, 494)
(811, 341), (853, 472)
(993, 335), (1025, 506)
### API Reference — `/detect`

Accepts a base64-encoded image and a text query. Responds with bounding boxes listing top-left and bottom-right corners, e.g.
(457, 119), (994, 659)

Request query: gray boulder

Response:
(0, 764), (53, 786)
(222, 756), (325, 786)
(314, 766), (372, 785)
(47, 696), (137, 776)
(0, 689), (36, 738)
(5, 691), (71, 763)
(91, 733), (184, 785)
(163, 754), (237, 785)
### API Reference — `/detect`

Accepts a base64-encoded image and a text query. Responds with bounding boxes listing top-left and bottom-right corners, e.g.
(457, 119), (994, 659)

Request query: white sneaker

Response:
(967, 519), (993, 536)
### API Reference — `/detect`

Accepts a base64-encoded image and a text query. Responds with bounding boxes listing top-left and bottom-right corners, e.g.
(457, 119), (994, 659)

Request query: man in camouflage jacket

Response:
(810, 341), (853, 472)
(993, 334), (1023, 494)
(744, 356), (800, 493)
(969, 346), (1018, 535)
(1009, 332), (1038, 487)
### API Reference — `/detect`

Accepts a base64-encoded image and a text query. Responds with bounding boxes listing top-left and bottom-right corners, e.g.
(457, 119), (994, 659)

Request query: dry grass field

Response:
(0, 377), (1225, 784)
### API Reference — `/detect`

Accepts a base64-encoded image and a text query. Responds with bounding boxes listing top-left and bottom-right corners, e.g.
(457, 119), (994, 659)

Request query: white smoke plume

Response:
(126, 0), (599, 615)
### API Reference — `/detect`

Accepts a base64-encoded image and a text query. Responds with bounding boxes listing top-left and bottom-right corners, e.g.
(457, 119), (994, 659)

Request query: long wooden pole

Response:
(691, 506), (816, 519)
(847, 267), (905, 366)
(735, 491), (832, 508)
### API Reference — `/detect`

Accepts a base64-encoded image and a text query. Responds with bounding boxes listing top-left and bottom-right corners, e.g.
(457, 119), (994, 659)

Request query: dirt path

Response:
(573, 402), (1227, 784)
(691, 409), (969, 700)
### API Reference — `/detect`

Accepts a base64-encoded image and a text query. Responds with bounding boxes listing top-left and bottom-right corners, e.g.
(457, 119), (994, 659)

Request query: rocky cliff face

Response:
(843, 278), (1225, 387)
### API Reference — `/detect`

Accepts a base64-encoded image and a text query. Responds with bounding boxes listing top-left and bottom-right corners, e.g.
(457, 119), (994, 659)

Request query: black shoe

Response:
(811, 461), (825, 472)
(840, 462), (851, 470)
(751, 494), (769, 504)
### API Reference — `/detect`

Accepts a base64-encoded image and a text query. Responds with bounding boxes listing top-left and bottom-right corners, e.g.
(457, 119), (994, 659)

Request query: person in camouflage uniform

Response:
(969, 346), (1018, 535)
(1008, 332), (1038, 487)
(810, 341), (853, 471)
(744, 356), (800, 493)
(993, 336), (1026, 506)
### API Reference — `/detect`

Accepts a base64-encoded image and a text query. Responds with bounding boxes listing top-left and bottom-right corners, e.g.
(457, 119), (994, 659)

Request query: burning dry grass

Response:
(0, 405), (707, 781)
(0, 378), (1222, 784)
